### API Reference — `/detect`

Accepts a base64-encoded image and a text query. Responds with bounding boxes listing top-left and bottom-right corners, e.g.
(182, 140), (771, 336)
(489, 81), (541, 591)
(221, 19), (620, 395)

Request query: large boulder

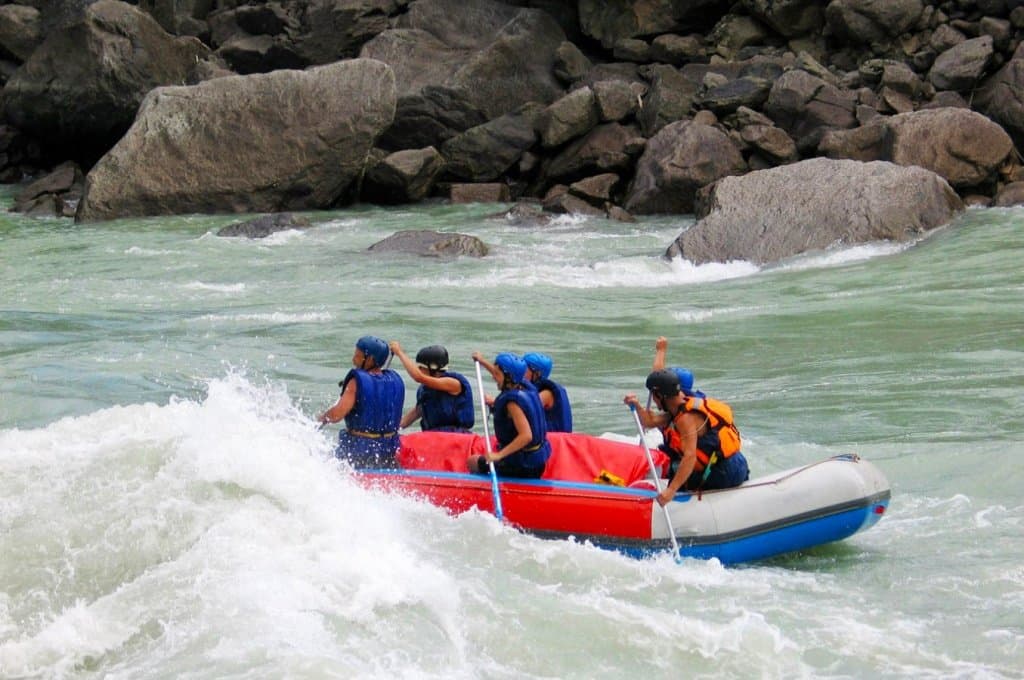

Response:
(928, 36), (993, 92)
(977, 51), (1024, 151)
(763, 68), (857, 153)
(440, 105), (540, 182)
(824, 0), (924, 46)
(668, 158), (963, 264)
(577, 0), (730, 48)
(378, 86), (488, 151)
(3, 0), (212, 165)
(77, 59), (396, 222)
(360, 0), (566, 121)
(819, 107), (1013, 190)
(741, 0), (824, 38)
(292, 0), (404, 64)
(543, 122), (646, 184)
(625, 120), (746, 214)
(0, 4), (42, 62)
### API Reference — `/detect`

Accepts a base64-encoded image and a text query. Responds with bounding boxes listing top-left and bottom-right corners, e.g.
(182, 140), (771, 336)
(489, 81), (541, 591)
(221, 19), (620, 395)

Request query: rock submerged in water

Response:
(217, 213), (311, 238)
(668, 158), (964, 265)
(367, 229), (489, 257)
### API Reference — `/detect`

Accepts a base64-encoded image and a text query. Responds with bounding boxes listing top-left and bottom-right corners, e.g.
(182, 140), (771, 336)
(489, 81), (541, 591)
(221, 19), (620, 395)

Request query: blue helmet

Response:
(671, 367), (694, 395)
(494, 352), (527, 384)
(356, 335), (390, 367)
(523, 352), (553, 379)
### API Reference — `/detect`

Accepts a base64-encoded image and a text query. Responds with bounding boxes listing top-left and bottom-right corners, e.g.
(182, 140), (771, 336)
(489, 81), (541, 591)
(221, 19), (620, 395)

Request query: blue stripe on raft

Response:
(588, 499), (890, 565)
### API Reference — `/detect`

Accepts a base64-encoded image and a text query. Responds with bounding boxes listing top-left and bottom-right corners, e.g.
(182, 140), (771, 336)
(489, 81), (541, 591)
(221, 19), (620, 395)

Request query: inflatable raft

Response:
(356, 431), (891, 565)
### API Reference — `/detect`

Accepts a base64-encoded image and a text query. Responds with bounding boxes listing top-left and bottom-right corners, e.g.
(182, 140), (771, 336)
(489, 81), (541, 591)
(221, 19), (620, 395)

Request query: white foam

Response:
(192, 311), (332, 324)
(181, 282), (247, 294)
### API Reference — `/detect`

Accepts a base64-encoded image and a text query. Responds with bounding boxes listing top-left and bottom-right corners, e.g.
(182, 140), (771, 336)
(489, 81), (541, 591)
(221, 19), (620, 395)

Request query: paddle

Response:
(475, 359), (504, 522)
(630, 403), (682, 562)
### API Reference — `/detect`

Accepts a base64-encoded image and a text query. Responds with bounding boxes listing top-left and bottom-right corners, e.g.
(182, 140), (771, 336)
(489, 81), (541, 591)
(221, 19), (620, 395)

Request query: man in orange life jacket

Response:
(624, 369), (749, 506)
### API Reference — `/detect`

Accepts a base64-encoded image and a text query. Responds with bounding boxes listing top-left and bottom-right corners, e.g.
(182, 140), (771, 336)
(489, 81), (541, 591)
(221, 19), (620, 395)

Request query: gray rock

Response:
(449, 183), (510, 203)
(592, 79), (642, 122)
(668, 158), (963, 265)
(378, 86), (487, 151)
(929, 36), (993, 91)
(544, 122), (644, 184)
(569, 173), (621, 206)
(553, 41), (592, 84)
(77, 59), (396, 221)
(992, 181), (1024, 207)
(496, 201), (553, 227)
(542, 192), (605, 216)
(14, 162), (82, 210)
(696, 76), (773, 115)
(820, 107), (1013, 189)
(739, 124), (798, 163)
(0, 4), (42, 61)
(649, 33), (705, 65)
(367, 229), (489, 257)
(440, 106), (540, 181)
(825, 0), (924, 46)
(638, 64), (699, 137)
(764, 69), (857, 153)
(363, 147), (446, 204)
(217, 213), (312, 238)
(578, 0), (726, 49)
(537, 86), (599, 148)
(625, 120), (746, 215)
(3, 0), (212, 162)
(741, 0), (824, 38)
(888, 108), (1012, 189)
(361, 0), (566, 120)
(977, 55), (1024, 150)
(613, 38), (650, 63)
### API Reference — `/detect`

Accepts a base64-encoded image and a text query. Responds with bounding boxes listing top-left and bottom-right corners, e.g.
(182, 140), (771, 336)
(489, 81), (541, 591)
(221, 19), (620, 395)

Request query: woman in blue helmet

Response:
(318, 335), (405, 469)
(522, 351), (573, 432)
(389, 340), (475, 432)
(469, 351), (550, 479)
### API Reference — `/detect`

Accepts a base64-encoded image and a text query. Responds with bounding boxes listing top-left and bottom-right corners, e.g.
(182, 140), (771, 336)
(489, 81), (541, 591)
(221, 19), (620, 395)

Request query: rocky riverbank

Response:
(3, 0), (1023, 263)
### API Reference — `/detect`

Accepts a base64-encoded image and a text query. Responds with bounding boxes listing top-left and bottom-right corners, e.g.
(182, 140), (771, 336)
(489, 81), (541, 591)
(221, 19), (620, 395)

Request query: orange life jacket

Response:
(661, 395), (742, 473)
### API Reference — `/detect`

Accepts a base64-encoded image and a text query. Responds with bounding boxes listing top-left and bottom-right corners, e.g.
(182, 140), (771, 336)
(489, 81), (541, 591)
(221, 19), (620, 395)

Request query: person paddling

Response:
(319, 335), (404, 469)
(522, 351), (573, 433)
(624, 369), (749, 505)
(390, 341), (474, 432)
(469, 352), (550, 479)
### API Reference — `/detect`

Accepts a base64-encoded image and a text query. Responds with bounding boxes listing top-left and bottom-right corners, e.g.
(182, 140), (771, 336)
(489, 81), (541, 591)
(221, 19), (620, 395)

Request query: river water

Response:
(1, 186), (1022, 678)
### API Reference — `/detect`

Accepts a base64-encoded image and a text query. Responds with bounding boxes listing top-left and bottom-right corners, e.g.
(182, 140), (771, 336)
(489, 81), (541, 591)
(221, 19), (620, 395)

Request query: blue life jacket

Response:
(535, 377), (573, 433)
(416, 371), (474, 432)
(335, 368), (404, 466)
(493, 385), (551, 471)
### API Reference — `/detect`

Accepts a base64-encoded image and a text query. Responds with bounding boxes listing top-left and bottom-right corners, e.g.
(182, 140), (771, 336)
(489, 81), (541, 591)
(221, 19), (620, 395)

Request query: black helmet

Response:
(645, 369), (681, 396)
(415, 345), (449, 371)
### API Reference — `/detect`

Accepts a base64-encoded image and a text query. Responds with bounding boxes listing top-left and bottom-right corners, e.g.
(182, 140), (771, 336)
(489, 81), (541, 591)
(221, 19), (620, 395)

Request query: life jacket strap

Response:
(347, 429), (398, 439)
